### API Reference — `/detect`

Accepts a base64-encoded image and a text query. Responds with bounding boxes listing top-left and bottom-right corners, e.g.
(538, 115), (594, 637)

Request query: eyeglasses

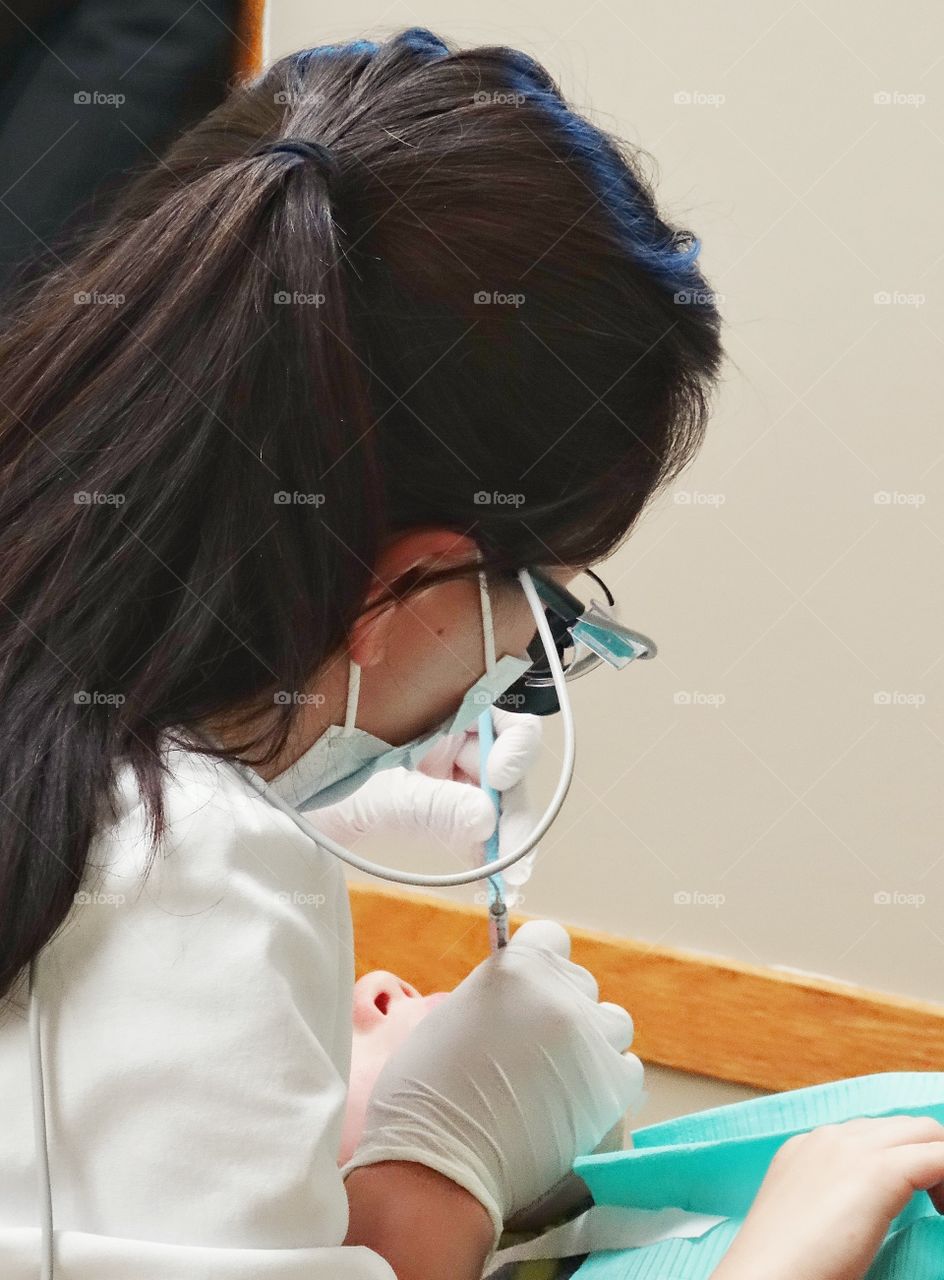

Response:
(495, 567), (657, 716)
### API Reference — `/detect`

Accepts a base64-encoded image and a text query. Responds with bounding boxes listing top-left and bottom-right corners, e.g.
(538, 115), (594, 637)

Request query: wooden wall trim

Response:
(234, 0), (266, 80)
(350, 883), (944, 1093)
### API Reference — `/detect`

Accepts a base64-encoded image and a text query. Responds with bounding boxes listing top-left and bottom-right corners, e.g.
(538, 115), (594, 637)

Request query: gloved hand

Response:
(310, 708), (542, 879)
(341, 920), (644, 1248)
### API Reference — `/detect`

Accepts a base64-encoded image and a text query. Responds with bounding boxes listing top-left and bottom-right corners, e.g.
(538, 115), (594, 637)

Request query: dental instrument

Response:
(477, 709), (508, 951)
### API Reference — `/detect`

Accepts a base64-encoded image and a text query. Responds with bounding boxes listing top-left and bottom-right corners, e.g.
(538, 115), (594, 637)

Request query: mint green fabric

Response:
(572, 1072), (944, 1279)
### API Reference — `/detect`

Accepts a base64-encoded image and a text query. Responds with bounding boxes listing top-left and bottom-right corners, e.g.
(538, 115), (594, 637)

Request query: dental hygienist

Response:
(0, 27), (724, 1280)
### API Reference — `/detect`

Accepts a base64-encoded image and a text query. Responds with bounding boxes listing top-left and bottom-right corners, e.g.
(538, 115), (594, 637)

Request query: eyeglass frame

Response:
(494, 566), (657, 716)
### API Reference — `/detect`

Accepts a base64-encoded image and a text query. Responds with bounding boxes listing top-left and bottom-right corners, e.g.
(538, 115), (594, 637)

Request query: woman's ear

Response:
(348, 593), (397, 669)
(348, 528), (480, 669)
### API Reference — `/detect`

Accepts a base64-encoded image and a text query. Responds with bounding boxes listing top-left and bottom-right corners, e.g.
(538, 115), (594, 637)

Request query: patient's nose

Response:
(353, 970), (421, 1025)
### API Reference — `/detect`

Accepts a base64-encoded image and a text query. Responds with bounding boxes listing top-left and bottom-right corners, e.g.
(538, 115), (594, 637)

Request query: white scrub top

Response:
(0, 738), (396, 1278)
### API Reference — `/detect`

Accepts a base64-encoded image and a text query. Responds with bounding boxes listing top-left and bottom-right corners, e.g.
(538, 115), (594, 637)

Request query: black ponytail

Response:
(0, 27), (722, 999)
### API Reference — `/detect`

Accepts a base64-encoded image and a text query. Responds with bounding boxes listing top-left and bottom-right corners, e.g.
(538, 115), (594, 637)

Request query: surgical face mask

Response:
(266, 574), (533, 813)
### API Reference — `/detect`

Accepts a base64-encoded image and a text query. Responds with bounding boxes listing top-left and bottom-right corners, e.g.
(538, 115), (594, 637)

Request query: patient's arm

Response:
(345, 1161), (493, 1280)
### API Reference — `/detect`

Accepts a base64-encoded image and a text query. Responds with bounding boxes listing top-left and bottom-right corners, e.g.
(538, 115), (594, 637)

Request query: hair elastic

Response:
(255, 139), (339, 186)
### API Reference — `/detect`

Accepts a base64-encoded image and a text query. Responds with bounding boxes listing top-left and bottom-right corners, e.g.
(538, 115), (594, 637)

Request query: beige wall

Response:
(266, 4), (942, 1113)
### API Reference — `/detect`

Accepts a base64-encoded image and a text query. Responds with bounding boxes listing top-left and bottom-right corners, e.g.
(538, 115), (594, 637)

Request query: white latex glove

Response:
(341, 920), (644, 1247)
(310, 708), (543, 883)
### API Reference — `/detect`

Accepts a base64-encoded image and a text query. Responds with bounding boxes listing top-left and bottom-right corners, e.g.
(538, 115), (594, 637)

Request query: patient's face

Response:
(340, 970), (449, 1163)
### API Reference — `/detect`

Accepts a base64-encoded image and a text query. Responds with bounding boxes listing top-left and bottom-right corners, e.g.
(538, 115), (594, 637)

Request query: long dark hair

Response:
(0, 27), (723, 998)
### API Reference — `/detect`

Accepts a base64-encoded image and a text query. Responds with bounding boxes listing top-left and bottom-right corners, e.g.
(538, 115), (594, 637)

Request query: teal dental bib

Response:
(572, 1072), (944, 1279)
